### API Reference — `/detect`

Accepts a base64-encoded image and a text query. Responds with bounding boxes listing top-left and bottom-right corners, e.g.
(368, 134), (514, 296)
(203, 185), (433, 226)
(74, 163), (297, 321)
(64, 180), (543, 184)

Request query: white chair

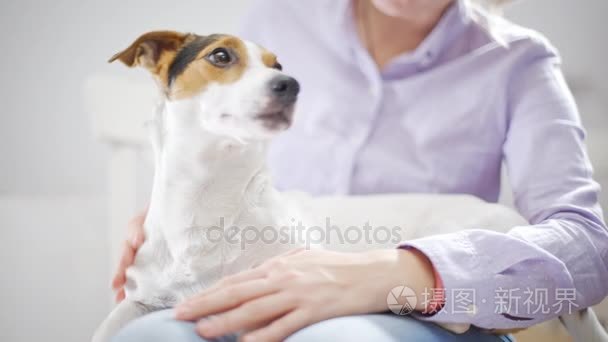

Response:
(84, 73), (156, 281)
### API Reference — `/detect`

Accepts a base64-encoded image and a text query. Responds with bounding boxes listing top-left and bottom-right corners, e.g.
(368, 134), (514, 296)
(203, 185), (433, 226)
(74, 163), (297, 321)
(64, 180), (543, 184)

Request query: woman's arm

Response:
(401, 41), (608, 330)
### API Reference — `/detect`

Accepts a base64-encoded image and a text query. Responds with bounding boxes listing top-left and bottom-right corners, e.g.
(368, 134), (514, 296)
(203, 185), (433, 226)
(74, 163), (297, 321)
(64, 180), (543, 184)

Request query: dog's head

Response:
(110, 31), (299, 141)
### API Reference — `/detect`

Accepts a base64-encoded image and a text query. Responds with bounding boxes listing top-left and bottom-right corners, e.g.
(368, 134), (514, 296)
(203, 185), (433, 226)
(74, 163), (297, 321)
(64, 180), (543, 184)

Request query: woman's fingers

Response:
(217, 265), (270, 287)
(241, 309), (313, 342)
(111, 210), (147, 294)
(195, 293), (295, 338)
(127, 213), (146, 248)
(216, 248), (304, 286)
(115, 288), (126, 303)
(186, 267), (268, 302)
(111, 240), (136, 290)
(176, 278), (278, 320)
(276, 247), (306, 258)
(181, 248), (304, 301)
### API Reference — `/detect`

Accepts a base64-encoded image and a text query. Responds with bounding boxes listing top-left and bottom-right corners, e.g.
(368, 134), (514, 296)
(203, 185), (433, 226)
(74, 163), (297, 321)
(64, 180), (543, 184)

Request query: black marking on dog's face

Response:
(168, 34), (224, 87)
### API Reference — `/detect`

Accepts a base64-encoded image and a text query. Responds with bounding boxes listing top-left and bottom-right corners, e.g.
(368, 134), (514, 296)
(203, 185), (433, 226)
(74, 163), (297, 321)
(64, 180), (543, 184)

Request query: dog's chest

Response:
(125, 207), (300, 308)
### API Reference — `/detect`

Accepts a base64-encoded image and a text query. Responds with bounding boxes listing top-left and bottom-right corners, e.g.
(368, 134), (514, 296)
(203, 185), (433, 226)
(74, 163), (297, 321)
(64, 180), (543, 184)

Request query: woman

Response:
(111, 0), (608, 341)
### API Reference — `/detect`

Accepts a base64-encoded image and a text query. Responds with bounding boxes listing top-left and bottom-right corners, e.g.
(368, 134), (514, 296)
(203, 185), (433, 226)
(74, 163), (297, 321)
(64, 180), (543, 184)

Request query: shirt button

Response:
(420, 51), (433, 67)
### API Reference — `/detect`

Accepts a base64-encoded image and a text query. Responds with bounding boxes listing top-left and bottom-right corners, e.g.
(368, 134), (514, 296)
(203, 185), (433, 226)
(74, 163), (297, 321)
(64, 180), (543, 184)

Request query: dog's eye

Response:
(273, 62), (283, 71)
(207, 48), (232, 67)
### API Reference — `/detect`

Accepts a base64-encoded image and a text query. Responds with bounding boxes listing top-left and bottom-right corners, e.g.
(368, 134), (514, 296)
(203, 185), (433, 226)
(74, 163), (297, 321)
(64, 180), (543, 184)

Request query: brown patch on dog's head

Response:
(261, 50), (282, 71)
(109, 31), (265, 100)
(169, 35), (250, 99)
(109, 31), (195, 88)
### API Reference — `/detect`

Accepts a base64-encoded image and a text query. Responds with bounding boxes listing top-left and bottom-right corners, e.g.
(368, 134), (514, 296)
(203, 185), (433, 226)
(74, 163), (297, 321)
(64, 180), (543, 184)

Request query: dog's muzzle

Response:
(255, 76), (300, 130)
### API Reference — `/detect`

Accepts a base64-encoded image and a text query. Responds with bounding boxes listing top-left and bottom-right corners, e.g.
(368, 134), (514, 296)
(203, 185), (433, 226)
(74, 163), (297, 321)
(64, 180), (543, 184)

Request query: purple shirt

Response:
(239, 0), (608, 329)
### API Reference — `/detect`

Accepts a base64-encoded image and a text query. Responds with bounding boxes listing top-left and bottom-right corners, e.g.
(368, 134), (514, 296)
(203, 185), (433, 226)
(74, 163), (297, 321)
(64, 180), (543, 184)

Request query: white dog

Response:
(92, 31), (605, 342)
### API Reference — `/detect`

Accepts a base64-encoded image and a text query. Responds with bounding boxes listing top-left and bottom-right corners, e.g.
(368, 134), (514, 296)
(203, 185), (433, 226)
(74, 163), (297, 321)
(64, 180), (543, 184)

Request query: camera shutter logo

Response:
(387, 286), (417, 315)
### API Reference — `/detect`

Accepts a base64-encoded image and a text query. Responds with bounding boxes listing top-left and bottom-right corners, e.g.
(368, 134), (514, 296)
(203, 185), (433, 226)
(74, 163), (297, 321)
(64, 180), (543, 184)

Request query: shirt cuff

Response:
(399, 243), (471, 333)
(397, 230), (574, 330)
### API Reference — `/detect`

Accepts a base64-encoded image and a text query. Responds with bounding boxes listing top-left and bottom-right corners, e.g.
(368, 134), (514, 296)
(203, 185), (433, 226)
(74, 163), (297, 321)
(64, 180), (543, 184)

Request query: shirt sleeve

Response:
(399, 41), (608, 330)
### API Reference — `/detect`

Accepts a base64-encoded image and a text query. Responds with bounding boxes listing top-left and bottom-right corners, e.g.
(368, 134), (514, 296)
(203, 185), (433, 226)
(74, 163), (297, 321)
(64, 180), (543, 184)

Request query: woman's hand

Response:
(111, 209), (147, 302)
(175, 248), (435, 342)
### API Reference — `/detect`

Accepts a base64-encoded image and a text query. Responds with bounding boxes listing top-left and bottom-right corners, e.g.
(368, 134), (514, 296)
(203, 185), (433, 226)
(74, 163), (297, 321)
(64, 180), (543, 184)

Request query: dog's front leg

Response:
(92, 299), (147, 342)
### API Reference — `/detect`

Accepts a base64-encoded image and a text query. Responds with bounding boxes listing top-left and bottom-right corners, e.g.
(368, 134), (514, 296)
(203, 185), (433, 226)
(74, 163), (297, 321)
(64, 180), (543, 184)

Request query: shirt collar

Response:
(337, 0), (474, 71)
(389, 0), (472, 68)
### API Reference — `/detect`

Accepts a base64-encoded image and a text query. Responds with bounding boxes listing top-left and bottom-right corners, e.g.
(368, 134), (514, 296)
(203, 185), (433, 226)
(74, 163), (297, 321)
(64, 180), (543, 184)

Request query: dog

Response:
(92, 31), (309, 342)
(92, 30), (606, 342)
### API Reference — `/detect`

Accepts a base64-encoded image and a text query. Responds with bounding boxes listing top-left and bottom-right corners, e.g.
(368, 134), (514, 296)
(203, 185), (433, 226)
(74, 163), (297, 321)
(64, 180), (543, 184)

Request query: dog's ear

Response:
(109, 31), (189, 72)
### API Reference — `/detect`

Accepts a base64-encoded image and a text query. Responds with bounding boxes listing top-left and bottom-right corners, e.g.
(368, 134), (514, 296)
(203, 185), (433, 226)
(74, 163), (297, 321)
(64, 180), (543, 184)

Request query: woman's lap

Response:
(112, 309), (512, 342)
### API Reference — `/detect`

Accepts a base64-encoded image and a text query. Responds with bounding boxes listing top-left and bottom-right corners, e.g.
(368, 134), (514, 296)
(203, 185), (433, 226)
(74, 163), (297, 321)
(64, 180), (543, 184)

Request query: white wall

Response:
(0, 1), (606, 342)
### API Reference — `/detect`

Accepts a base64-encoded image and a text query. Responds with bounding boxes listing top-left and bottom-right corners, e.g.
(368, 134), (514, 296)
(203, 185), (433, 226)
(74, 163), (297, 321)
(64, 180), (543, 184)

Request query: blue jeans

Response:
(113, 309), (513, 342)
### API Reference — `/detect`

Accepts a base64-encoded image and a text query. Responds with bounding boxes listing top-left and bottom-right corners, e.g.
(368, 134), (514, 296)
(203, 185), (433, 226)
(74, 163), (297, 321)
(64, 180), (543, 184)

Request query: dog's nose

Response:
(270, 76), (300, 99)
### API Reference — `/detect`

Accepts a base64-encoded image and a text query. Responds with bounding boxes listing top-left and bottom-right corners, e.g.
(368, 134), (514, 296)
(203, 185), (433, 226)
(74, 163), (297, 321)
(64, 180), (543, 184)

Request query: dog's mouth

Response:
(254, 108), (294, 130)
